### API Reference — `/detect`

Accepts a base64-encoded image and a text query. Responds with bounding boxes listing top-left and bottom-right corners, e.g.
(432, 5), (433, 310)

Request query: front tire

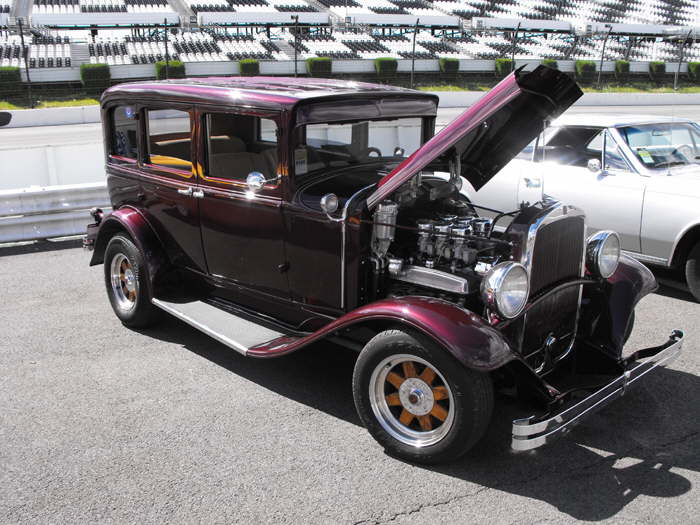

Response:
(685, 241), (700, 302)
(104, 234), (160, 328)
(352, 329), (493, 464)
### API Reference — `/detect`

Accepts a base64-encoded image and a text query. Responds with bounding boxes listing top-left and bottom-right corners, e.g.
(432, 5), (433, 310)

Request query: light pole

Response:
(292, 15), (299, 77)
(410, 19), (419, 89)
(674, 29), (693, 91)
(17, 18), (33, 108)
(511, 22), (521, 71)
(163, 18), (169, 80)
(597, 24), (612, 89)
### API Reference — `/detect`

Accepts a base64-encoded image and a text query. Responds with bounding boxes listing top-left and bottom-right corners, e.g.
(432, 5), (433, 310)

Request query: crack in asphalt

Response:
(351, 430), (699, 525)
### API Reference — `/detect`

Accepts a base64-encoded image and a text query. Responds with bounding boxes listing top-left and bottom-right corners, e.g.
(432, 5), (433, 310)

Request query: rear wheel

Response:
(685, 241), (700, 302)
(104, 234), (160, 328)
(352, 329), (493, 464)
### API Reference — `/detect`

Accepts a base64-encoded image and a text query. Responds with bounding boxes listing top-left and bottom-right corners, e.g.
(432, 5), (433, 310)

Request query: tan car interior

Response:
(207, 114), (278, 181)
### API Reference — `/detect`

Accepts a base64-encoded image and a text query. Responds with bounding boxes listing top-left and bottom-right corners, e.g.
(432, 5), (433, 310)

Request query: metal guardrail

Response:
(0, 182), (110, 243)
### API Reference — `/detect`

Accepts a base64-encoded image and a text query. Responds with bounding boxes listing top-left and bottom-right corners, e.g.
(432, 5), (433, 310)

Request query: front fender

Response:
(89, 207), (168, 295)
(583, 254), (657, 355)
(248, 296), (517, 371)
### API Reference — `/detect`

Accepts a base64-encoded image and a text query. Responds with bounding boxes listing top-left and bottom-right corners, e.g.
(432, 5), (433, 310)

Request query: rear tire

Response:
(104, 234), (160, 328)
(352, 329), (493, 464)
(685, 241), (700, 302)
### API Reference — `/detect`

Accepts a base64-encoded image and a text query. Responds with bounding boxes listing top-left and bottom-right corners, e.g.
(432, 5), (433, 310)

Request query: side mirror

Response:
(587, 158), (602, 173)
(393, 146), (405, 157)
(320, 193), (339, 215)
(0, 112), (12, 127)
(246, 171), (266, 193)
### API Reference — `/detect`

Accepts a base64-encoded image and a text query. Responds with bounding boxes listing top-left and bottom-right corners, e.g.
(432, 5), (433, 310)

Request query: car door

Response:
(196, 108), (290, 306)
(542, 129), (646, 252)
(139, 104), (207, 272)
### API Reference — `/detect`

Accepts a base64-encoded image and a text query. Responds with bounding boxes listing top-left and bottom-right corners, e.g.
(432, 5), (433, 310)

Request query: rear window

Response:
(146, 109), (193, 173)
(111, 105), (138, 163)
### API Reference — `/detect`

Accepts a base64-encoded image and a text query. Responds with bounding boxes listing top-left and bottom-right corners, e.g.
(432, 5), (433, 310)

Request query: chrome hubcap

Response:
(369, 354), (454, 448)
(399, 378), (434, 416)
(110, 253), (137, 312)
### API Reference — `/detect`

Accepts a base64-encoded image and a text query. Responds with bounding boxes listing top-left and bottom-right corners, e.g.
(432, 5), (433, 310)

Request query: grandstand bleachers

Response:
(0, 33), (73, 68)
(0, 0), (698, 73)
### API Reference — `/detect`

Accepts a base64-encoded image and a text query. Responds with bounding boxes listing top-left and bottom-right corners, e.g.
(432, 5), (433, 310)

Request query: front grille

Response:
(521, 210), (585, 372)
(529, 214), (585, 294)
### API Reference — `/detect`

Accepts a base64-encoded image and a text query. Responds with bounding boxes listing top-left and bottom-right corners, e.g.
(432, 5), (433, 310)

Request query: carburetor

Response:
(414, 215), (493, 269)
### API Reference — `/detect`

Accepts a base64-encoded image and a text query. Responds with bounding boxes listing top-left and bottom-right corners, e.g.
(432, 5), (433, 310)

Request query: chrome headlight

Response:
(586, 231), (620, 279)
(480, 262), (529, 319)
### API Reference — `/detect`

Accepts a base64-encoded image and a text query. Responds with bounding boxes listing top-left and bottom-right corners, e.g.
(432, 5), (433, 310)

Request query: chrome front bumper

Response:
(511, 330), (684, 451)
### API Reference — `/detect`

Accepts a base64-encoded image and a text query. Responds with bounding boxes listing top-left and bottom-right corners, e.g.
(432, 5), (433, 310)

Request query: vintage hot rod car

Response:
(85, 67), (683, 464)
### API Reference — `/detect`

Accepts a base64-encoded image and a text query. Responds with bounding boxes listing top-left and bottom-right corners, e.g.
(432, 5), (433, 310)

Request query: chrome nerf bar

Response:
(511, 330), (684, 451)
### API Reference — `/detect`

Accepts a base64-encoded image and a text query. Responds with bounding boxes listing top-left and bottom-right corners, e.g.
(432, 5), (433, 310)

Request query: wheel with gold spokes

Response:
(353, 329), (493, 464)
(370, 354), (454, 447)
(104, 234), (160, 328)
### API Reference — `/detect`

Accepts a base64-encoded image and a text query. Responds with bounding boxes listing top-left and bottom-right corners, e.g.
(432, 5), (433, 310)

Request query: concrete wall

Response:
(5, 92), (700, 128)
(0, 142), (105, 190)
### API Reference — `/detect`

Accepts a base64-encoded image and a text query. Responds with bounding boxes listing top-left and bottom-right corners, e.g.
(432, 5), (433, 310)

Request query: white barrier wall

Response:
(5, 92), (700, 129)
(0, 142), (105, 190)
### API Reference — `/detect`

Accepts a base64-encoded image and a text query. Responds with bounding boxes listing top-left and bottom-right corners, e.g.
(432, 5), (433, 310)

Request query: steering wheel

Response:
(672, 144), (695, 160)
(356, 147), (382, 160)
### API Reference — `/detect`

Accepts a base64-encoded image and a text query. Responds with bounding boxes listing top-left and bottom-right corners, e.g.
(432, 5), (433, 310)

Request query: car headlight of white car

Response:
(481, 262), (530, 319)
(586, 231), (621, 279)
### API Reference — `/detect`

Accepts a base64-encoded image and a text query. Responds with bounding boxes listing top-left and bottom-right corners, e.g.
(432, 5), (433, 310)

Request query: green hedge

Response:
(80, 63), (111, 94)
(614, 60), (630, 80)
(0, 66), (21, 97)
(649, 61), (665, 80)
(374, 57), (398, 78)
(306, 56), (332, 77)
(155, 60), (185, 80)
(439, 57), (459, 74)
(689, 62), (700, 83)
(575, 60), (596, 82)
(541, 58), (558, 70)
(239, 58), (259, 76)
(495, 58), (513, 78)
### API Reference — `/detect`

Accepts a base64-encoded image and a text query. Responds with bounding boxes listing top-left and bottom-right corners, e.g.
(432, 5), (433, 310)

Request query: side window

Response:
(146, 109), (192, 172)
(111, 105), (138, 162)
(204, 113), (279, 183)
(587, 130), (629, 171)
(259, 118), (278, 143)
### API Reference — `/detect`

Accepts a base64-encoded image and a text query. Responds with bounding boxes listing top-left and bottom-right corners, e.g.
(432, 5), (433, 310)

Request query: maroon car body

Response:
(85, 67), (683, 462)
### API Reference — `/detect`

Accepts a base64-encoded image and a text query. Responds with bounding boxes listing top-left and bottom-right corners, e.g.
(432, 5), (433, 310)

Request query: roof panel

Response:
(102, 76), (435, 111)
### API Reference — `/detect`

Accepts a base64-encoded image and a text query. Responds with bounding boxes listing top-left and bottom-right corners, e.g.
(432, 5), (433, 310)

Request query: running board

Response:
(152, 298), (287, 355)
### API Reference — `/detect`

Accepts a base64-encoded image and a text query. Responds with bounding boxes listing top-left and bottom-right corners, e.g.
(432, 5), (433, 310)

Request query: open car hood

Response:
(366, 66), (583, 210)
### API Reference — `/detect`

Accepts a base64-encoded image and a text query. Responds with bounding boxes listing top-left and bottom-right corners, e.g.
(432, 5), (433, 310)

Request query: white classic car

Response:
(465, 114), (700, 301)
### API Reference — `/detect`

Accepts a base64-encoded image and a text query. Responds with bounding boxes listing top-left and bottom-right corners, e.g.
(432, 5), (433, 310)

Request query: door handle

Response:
(177, 187), (193, 196)
(523, 177), (542, 188)
(192, 189), (204, 199)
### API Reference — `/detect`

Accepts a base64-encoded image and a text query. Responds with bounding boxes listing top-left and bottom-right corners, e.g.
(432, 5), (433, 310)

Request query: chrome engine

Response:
(371, 197), (503, 299)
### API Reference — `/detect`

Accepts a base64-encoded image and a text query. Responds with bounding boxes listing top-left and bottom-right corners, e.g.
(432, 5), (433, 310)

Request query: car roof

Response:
(552, 113), (694, 128)
(102, 76), (438, 111)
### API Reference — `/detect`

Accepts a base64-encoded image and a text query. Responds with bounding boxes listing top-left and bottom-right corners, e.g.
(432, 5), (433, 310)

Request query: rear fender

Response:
(89, 207), (168, 295)
(249, 296), (517, 372)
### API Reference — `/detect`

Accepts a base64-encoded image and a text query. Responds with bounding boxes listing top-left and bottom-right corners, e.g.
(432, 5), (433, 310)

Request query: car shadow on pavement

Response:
(0, 238), (83, 256)
(651, 266), (697, 302)
(424, 365), (699, 521)
(139, 318), (699, 522)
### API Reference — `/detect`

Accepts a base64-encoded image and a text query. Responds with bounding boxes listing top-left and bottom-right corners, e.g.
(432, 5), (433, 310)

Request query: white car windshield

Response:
(619, 123), (700, 169)
(294, 118), (423, 176)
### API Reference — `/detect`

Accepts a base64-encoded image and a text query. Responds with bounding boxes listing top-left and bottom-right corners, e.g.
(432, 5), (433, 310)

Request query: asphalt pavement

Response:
(1, 240), (698, 524)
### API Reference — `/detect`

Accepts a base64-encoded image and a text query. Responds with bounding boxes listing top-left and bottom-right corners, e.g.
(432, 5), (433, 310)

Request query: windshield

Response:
(619, 122), (700, 169)
(294, 117), (424, 176)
